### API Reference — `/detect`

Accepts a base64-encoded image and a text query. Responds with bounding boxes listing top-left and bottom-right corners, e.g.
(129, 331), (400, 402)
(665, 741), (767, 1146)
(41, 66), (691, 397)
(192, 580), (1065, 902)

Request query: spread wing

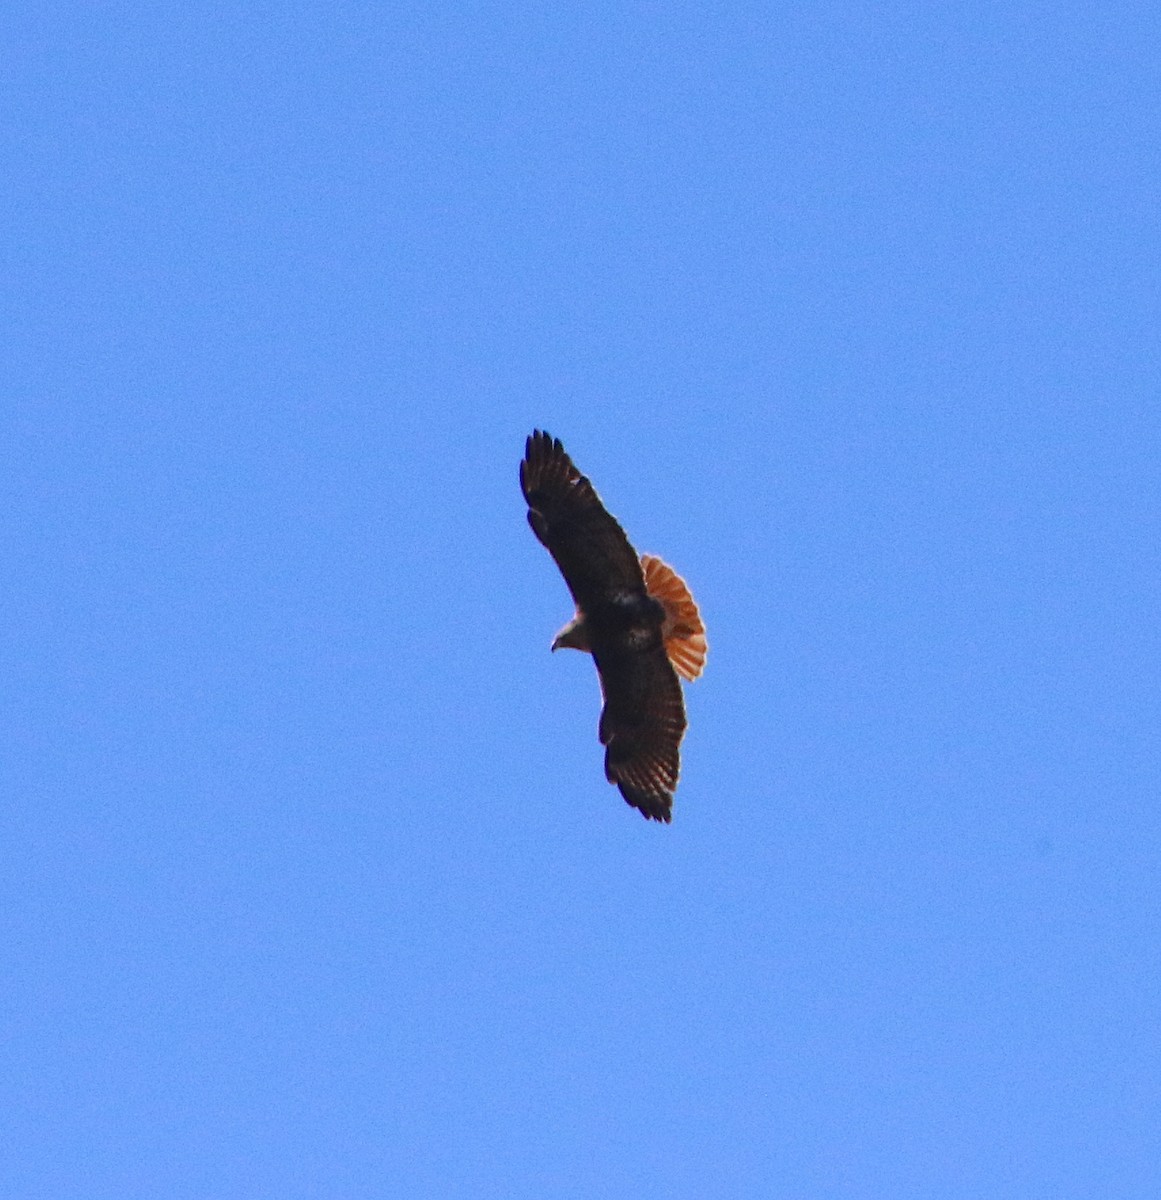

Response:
(520, 429), (689, 823)
(597, 644), (686, 823)
(520, 430), (646, 607)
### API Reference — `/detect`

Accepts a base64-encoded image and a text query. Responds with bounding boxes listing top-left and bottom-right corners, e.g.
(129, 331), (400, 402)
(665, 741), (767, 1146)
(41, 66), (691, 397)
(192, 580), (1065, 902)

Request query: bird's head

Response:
(551, 612), (591, 654)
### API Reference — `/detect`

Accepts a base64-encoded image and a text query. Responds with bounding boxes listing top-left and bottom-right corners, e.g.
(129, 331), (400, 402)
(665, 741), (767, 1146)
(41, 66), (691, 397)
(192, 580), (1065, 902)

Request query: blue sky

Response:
(3, 3), (1159, 1196)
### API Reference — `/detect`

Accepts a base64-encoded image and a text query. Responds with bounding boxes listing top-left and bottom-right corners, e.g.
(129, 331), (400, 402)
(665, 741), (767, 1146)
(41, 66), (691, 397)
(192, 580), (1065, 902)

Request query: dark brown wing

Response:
(521, 429), (688, 822)
(596, 644), (687, 823)
(520, 430), (646, 607)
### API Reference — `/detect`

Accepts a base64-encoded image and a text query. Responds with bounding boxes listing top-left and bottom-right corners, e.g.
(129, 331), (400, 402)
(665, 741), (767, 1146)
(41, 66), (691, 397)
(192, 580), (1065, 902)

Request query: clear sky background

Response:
(3, 3), (1159, 1197)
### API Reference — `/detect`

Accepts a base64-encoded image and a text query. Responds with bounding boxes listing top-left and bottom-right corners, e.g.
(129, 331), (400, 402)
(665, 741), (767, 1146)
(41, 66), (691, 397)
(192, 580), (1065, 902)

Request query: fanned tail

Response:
(640, 554), (707, 682)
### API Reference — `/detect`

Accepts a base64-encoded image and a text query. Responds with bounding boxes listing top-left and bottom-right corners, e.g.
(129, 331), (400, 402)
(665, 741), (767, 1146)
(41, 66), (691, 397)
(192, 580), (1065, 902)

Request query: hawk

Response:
(520, 430), (706, 822)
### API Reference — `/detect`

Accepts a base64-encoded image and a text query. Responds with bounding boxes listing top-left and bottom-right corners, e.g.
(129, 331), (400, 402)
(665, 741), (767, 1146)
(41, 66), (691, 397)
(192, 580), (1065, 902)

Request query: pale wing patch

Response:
(640, 554), (707, 682)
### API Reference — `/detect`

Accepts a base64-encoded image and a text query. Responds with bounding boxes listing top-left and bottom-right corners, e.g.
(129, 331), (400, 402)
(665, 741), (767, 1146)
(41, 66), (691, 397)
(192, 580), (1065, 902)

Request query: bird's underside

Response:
(520, 430), (706, 822)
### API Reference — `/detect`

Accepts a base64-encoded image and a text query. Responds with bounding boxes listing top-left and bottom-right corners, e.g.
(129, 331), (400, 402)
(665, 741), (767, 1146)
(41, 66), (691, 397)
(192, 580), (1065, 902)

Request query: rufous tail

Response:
(640, 554), (707, 682)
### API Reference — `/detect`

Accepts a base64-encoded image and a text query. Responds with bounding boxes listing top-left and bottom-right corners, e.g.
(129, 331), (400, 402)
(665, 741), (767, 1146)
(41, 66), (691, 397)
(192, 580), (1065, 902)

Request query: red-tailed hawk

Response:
(520, 430), (707, 822)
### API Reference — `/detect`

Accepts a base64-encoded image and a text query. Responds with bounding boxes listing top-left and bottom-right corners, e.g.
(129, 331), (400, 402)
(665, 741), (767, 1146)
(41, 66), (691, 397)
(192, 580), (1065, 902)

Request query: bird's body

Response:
(520, 431), (705, 822)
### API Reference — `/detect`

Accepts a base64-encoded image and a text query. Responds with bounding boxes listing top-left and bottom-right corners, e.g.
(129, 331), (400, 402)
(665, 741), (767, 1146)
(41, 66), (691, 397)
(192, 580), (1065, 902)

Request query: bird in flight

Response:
(520, 430), (706, 822)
